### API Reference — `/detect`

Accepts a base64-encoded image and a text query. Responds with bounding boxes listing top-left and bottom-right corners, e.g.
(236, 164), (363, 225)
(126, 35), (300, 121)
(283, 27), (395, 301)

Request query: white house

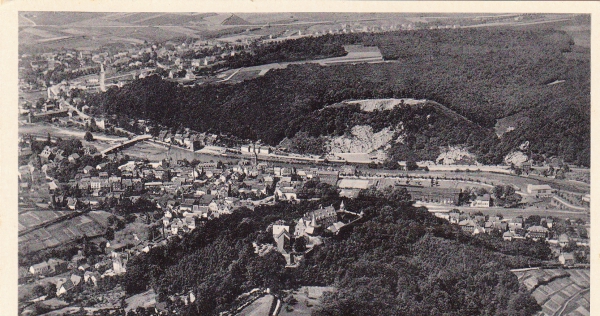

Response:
(471, 194), (491, 207)
(527, 184), (554, 198)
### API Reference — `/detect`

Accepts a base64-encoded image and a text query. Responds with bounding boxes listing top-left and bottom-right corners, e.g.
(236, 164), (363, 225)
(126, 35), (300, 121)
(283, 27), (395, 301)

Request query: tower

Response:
(251, 152), (258, 166)
(99, 63), (106, 92)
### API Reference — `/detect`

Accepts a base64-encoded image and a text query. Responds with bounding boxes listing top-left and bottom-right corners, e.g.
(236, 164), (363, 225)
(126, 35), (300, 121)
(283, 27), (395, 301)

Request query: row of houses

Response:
(436, 211), (554, 241)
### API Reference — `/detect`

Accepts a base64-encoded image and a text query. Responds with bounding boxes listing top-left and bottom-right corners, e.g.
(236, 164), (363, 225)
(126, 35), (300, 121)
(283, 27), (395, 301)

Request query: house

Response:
(471, 194), (491, 207)
(294, 206), (337, 236)
(558, 234), (571, 248)
(294, 217), (312, 237)
(184, 216), (197, 230)
(272, 224), (289, 238)
(67, 197), (79, 210)
(274, 229), (291, 253)
(39, 146), (54, 162)
(474, 215), (486, 224)
(527, 184), (554, 198)
(54, 149), (66, 162)
(458, 219), (477, 233)
(311, 206), (338, 227)
(70, 274), (82, 286)
(112, 256), (127, 274)
(67, 153), (80, 163)
(509, 217), (524, 230)
(78, 263), (91, 272)
(546, 218), (554, 229)
(559, 253), (575, 266)
(276, 187), (298, 201)
(503, 231), (515, 241)
(448, 210), (461, 224)
(526, 226), (549, 240)
(56, 279), (76, 296)
(171, 218), (183, 235)
(47, 258), (68, 274)
(84, 271), (101, 286)
(83, 165), (94, 174)
(29, 262), (50, 275)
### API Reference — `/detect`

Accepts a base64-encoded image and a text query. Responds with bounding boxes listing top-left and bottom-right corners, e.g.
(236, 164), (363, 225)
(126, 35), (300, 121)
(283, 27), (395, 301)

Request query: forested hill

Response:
(88, 26), (590, 166)
(123, 188), (548, 315)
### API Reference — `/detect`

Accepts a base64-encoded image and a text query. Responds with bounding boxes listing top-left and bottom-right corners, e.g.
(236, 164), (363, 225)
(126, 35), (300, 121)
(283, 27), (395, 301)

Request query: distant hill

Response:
(88, 24), (590, 167)
(221, 14), (251, 26)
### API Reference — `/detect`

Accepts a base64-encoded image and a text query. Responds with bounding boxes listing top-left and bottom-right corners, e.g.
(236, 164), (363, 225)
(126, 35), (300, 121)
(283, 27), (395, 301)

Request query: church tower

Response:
(99, 63), (106, 92)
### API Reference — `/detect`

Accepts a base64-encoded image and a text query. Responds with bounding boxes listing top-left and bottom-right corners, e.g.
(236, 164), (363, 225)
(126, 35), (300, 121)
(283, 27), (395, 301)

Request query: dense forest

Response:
(122, 188), (547, 315)
(220, 35), (348, 69)
(88, 27), (590, 166)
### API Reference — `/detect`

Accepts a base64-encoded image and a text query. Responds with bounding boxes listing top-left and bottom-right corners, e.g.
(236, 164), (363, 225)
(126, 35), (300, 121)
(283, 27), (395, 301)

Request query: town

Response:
(16, 11), (590, 316)
(18, 126), (590, 314)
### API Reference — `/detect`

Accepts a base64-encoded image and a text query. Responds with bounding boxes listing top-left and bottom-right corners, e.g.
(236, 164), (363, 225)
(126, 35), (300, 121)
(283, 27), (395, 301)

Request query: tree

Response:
(84, 131), (94, 142)
(45, 283), (57, 299)
(32, 284), (46, 298)
(476, 187), (489, 196)
(294, 237), (307, 253)
(105, 227), (115, 241)
(406, 161), (419, 171)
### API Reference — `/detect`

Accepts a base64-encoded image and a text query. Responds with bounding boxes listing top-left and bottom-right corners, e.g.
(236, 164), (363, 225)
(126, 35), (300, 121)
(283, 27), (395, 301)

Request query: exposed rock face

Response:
(504, 151), (529, 166)
(328, 125), (395, 155)
(436, 146), (477, 165)
(345, 98), (426, 112)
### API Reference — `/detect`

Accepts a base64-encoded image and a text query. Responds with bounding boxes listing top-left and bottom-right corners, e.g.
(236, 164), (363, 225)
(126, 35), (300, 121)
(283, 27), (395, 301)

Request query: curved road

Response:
(555, 287), (589, 316)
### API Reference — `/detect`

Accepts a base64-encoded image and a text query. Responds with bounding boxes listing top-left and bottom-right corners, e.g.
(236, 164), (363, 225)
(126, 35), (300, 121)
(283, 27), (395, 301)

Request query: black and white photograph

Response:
(5, 4), (595, 316)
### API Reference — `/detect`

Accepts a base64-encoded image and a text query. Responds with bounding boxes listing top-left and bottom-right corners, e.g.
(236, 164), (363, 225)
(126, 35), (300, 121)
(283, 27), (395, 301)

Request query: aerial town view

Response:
(15, 11), (590, 316)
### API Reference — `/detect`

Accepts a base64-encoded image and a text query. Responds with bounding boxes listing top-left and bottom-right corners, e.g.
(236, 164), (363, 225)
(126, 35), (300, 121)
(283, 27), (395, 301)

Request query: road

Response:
(101, 135), (152, 155)
(555, 287), (589, 316)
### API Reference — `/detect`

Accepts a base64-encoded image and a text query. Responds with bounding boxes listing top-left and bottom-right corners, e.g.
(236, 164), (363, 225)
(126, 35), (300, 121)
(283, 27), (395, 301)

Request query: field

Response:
(18, 210), (70, 232)
(513, 269), (590, 316)
(19, 122), (127, 151)
(19, 211), (111, 255)
(19, 13), (584, 54)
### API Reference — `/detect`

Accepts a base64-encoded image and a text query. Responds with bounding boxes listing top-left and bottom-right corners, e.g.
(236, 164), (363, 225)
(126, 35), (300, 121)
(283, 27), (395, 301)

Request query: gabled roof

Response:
(527, 225), (548, 233)
(274, 228), (290, 240)
(60, 279), (76, 291)
(31, 262), (49, 270)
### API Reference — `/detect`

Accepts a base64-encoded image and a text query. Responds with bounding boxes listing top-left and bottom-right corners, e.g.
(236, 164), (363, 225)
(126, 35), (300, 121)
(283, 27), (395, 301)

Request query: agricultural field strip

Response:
(523, 270), (590, 316)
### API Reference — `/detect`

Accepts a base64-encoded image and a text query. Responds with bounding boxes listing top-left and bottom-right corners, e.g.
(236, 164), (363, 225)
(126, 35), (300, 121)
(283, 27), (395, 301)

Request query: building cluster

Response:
(26, 241), (146, 298)
(435, 210), (589, 266)
(264, 201), (362, 267)
(437, 210), (555, 240)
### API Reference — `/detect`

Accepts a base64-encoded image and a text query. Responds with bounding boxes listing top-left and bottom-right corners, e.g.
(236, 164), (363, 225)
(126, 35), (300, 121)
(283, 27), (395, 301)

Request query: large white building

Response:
(527, 184), (554, 198)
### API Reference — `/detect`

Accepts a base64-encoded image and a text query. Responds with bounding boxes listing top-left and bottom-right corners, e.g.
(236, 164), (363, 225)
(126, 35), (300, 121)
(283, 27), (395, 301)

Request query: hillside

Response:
(282, 99), (493, 164)
(87, 26), (590, 166)
(122, 191), (548, 315)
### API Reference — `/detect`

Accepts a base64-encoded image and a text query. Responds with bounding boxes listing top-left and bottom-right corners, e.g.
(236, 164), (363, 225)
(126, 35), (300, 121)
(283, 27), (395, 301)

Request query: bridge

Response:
(101, 135), (152, 156)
